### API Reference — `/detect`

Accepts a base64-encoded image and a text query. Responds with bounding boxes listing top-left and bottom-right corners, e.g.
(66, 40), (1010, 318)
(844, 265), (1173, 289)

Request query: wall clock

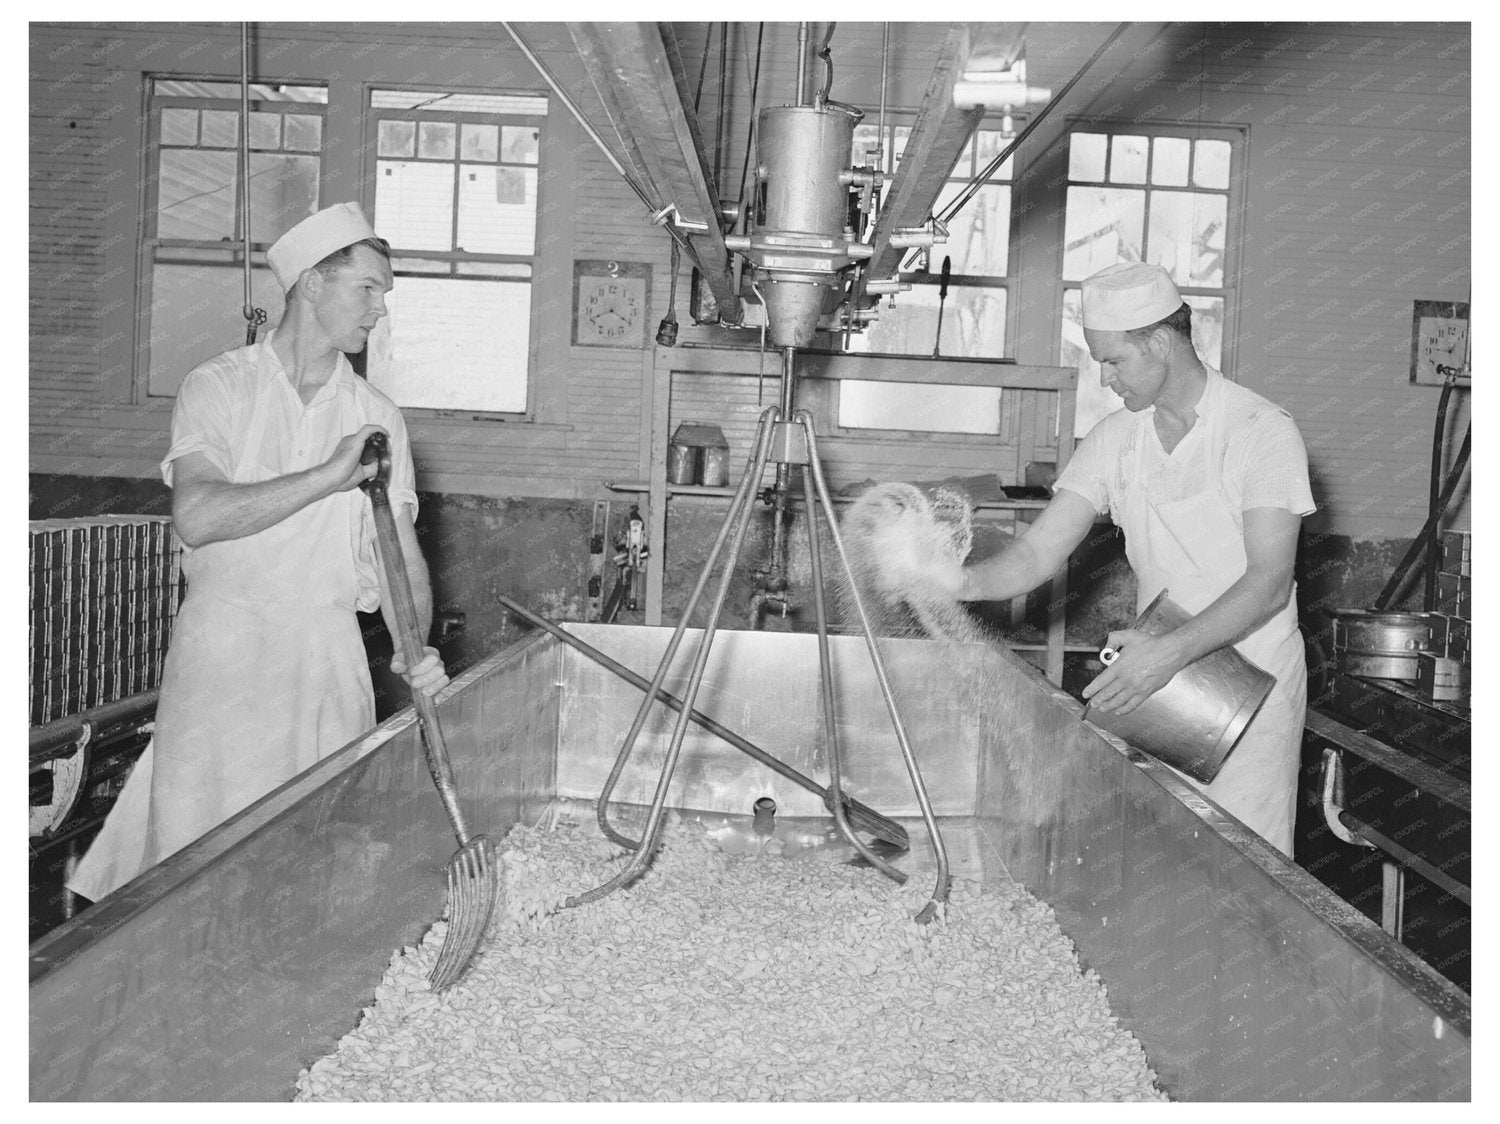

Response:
(573, 259), (651, 348)
(1409, 300), (1470, 386)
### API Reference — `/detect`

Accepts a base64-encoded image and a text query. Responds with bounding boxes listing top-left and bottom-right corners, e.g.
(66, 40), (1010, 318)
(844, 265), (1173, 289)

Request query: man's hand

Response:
(392, 645), (449, 699)
(1082, 628), (1187, 715)
(327, 424), (388, 492)
(877, 530), (965, 601)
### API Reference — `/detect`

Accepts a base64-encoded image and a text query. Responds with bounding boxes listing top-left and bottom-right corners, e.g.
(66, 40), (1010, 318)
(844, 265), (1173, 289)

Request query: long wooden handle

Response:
(362, 435), (473, 847)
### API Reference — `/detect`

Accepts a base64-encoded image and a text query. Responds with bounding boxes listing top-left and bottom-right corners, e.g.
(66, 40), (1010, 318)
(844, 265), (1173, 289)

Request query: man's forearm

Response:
(407, 549), (435, 642)
(375, 514), (435, 646)
(1160, 568), (1292, 666)
(173, 465), (337, 547)
(958, 537), (1052, 603)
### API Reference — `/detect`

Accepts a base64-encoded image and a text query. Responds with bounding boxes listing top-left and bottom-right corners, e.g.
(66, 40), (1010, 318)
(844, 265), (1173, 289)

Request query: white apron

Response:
(69, 350), (376, 901)
(1117, 368), (1306, 856)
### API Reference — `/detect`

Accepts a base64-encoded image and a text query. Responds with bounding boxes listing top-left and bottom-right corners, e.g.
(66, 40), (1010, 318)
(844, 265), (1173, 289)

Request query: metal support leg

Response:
(588, 408), (779, 852)
(798, 410), (951, 923)
(801, 466), (909, 885)
(571, 409), (779, 903)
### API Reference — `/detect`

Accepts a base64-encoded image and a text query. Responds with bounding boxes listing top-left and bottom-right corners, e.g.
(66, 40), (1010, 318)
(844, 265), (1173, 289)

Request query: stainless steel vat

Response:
(30, 626), (1470, 1101)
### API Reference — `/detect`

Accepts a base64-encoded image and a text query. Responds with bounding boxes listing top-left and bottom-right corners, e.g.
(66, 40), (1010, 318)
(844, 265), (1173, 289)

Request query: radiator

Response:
(29, 516), (183, 727)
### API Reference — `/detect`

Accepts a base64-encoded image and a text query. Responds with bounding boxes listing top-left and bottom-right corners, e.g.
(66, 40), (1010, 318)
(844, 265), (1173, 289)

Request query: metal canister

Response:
(666, 441), (698, 485)
(1417, 652), (1469, 703)
(1086, 591), (1276, 784)
(699, 441), (731, 487)
(1330, 609), (1432, 680)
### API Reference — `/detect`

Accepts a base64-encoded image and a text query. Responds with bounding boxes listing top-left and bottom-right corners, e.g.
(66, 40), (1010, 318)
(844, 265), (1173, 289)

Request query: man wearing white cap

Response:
(889, 262), (1314, 856)
(70, 202), (448, 901)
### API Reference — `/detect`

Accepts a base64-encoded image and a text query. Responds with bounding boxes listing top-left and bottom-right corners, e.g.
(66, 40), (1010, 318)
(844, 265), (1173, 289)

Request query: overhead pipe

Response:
(501, 23), (655, 213)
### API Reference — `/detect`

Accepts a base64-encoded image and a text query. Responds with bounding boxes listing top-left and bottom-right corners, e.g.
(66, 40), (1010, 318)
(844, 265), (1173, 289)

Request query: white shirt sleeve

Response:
(1236, 409), (1316, 516)
(1052, 414), (1121, 518)
(161, 362), (235, 487)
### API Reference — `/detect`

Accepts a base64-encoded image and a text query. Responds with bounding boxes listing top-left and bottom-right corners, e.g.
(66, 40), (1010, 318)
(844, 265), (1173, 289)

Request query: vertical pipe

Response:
(779, 346), (797, 417)
(1423, 380), (1455, 612)
(713, 23), (728, 192)
(239, 23), (257, 343)
(796, 23), (809, 105)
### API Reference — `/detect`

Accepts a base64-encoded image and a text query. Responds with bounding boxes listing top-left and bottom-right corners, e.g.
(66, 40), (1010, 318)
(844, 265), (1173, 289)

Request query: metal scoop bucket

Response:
(1086, 590), (1276, 784)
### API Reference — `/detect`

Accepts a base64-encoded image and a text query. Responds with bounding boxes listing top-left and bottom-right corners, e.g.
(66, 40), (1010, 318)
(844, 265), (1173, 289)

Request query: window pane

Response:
(934, 182), (1008, 276)
(954, 134), (974, 176)
(154, 80), (325, 102)
(247, 154), (321, 244)
(890, 126), (911, 170)
(846, 284), (1007, 360)
(1061, 287), (1125, 437)
(200, 110), (238, 148)
(1148, 191), (1227, 288)
(156, 149), (237, 240)
(378, 119), (415, 158)
(418, 120), (456, 159)
(1109, 135), (1148, 184)
(1062, 186), (1144, 280)
(500, 125), (540, 165)
(1151, 137), (1190, 186)
(367, 277), (531, 412)
(1185, 294), (1224, 369)
(1069, 132), (1107, 181)
(457, 165), (537, 254)
(1194, 139), (1231, 188)
(852, 123), (883, 168)
(459, 261), (533, 278)
(160, 108), (198, 146)
(285, 113), (323, 152)
(371, 90), (548, 115)
(376, 160), (455, 251)
(461, 123), (498, 161)
(147, 259), (285, 396)
(392, 256), (455, 274)
(973, 130), (1014, 180)
(839, 380), (1001, 434)
(248, 111), (280, 150)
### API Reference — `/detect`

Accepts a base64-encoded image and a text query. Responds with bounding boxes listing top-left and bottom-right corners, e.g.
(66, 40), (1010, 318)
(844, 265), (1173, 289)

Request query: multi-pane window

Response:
(144, 79), (327, 396)
(1060, 128), (1238, 435)
(840, 123), (1014, 433)
(365, 89), (547, 415)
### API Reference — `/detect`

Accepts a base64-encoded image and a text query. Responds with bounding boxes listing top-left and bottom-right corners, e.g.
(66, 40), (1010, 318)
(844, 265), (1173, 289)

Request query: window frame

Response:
(360, 84), (549, 422)
(834, 112), (1020, 437)
(1057, 120), (1246, 435)
(137, 75), (329, 399)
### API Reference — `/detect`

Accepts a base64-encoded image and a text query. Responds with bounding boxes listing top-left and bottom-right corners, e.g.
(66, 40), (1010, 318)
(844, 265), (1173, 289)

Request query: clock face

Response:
(582, 280), (642, 340)
(1417, 317), (1468, 379)
(1410, 301), (1470, 385)
(573, 261), (651, 348)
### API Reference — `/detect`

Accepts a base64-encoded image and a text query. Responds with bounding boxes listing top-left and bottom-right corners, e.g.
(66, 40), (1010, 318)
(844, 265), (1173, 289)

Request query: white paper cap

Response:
(267, 202), (378, 292)
(1081, 262), (1183, 331)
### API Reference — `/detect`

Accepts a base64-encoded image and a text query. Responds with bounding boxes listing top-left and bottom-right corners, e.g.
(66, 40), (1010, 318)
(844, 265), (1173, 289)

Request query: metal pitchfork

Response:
(361, 432), (496, 990)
